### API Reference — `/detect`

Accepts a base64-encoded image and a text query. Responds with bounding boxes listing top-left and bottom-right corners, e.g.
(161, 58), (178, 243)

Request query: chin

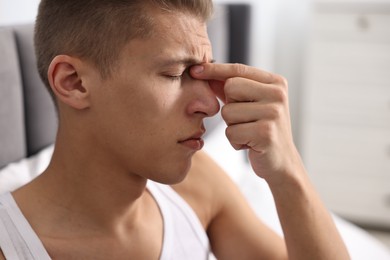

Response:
(143, 150), (196, 184)
(156, 168), (190, 185)
(158, 176), (187, 185)
(151, 161), (192, 185)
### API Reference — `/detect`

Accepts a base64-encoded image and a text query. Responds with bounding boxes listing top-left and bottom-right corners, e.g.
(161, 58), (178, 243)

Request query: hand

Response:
(190, 63), (304, 183)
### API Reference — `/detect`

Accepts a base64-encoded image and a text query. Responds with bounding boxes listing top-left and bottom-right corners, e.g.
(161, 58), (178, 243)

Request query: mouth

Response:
(178, 129), (205, 151)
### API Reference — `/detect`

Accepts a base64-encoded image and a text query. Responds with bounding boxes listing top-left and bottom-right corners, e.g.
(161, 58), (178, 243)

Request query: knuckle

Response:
(256, 121), (275, 144)
(275, 74), (289, 89)
(225, 126), (234, 140)
(224, 78), (236, 95)
(232, 63), (247, 76)
(268, 104), (282, 119)
(281, 76), (289, 87)
(232, 144), (243, 151)
(272, 86), (288, 103)
(225, 77), (235, 87)
(221, 105), (231, 123)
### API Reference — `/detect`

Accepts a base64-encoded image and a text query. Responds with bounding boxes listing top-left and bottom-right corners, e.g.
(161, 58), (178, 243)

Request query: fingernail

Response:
(191, 65), (204, 74)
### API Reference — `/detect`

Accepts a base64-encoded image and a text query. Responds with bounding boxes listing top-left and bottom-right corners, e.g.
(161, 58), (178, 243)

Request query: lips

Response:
(178, 130), (205, 150)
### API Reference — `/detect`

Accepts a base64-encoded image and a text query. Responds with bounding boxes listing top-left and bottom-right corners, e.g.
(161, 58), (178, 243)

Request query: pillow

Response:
(0, 144), (53, 194)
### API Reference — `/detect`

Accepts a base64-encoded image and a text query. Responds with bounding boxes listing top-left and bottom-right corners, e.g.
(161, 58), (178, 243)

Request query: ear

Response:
(48, 55), (90, 110)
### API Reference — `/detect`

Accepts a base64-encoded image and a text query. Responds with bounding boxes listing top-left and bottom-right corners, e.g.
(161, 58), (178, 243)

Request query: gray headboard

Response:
(0, 24), (57, 168)
(0, 3), (251, 169)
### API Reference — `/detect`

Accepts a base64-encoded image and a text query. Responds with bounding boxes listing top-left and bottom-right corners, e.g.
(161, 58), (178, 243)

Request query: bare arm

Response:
(0, 249), (5, 260)
(174, 151), (287, 259)
(190, 63), (350, 259)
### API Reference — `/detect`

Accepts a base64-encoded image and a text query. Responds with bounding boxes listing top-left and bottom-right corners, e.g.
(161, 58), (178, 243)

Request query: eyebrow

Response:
(157, 57), (216, 67)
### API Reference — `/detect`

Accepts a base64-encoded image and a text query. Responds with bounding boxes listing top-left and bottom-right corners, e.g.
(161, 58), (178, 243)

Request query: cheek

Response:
(137, 80), (184, 116)
(158, 90), (183, 113)
(118, 81), (185, 128)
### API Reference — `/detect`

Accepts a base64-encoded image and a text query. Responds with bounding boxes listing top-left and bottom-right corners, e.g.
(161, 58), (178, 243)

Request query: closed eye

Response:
(165, 67), (191, 81)
(166, 74), (183, 81)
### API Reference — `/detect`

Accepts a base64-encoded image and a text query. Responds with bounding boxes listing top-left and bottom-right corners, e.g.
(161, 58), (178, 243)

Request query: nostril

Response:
(186, 79), (220, 117)
(211, 99), (221, 116)
(187, 95), (220, 117)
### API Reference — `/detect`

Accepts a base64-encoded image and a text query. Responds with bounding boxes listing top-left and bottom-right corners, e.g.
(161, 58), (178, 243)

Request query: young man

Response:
(0, 0), (350, 259)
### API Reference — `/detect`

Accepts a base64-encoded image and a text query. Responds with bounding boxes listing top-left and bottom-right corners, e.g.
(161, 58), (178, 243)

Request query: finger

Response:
(222, 103), (282, 126)
(208, 80), (226, 103)
(225, 121), (274, 152)
(190, 63), (282, 84)
(223, 77), (281, 103)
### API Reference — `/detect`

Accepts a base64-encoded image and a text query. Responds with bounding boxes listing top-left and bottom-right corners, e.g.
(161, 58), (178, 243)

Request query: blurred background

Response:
(1, 0), (389, 249)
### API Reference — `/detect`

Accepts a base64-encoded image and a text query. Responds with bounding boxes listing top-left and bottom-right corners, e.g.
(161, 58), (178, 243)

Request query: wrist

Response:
(263, 152), (308, 188)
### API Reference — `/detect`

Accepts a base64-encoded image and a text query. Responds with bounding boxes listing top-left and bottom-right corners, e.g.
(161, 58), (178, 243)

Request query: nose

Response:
(186, 79), (220, 118)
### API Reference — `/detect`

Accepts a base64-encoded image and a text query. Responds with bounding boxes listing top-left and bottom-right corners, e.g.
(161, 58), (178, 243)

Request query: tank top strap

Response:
(0, 192), (51, 260)
(146, 181), (210, 260)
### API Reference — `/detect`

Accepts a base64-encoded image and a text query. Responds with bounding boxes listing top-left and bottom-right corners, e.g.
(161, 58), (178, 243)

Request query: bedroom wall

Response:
(0, 0), (40, 25)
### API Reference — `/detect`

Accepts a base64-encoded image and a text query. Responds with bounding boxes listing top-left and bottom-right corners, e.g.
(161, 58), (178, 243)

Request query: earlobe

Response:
(48, 55), (90, 110)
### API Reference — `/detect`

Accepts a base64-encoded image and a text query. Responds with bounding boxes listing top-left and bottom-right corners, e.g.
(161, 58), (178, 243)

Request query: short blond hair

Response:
(34, 0), (214, 100)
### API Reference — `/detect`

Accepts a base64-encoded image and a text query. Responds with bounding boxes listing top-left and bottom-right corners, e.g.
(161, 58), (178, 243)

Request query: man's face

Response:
(88, 9), (219, 184)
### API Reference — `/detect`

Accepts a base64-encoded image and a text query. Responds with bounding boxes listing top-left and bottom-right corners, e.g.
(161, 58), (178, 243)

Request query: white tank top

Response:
(0, 181), (211, 259)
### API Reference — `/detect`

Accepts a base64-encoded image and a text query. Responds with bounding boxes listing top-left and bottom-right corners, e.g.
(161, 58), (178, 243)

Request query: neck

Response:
(13, 134), (150, 236)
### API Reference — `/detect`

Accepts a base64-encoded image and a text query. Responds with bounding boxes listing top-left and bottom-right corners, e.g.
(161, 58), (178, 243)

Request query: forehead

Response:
(154, 10), (212, 61)
(122, 9), (213, 66)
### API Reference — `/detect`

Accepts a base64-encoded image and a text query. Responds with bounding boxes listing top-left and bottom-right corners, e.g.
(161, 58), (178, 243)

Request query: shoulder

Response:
(171, 151), (241, 228)
(0, 249), (4, 260)
(173, 151), (287, 259)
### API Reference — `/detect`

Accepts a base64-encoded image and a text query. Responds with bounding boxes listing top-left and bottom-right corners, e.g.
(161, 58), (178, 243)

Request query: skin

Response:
(1, 6), (350, 260)
(190, 64), (350, 259)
